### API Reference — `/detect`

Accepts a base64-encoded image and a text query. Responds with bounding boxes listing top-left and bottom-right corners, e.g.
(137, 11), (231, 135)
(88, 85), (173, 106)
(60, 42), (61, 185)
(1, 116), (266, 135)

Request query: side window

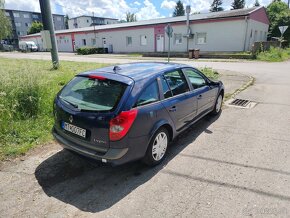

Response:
(183, 68), (207, 89)
(135, 80), (159, 107)
(161, 76), (173, 99)
(164, 70), (189, 96)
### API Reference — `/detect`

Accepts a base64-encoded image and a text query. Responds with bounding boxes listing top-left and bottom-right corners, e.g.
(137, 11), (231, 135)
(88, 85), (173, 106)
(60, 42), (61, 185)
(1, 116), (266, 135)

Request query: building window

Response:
(15, 22), (21, 27)
(57, 17), (62, 21)
(91, 38), (96, 45)
(140, 35), (147, 46)
(196, 33), (207, 44)
(126, 36), (132, 46)
(174, 34), (182, 44)
(13, 12), (20, 17)
(5, 12), (10, 16)
(17, 31), (24, 36)
(82, 39), (86, 46)
(25, 23), (31, 27)
(32, 14), (39, 19)
(87, 19), (89, 23)
(23, 13), (30, 18)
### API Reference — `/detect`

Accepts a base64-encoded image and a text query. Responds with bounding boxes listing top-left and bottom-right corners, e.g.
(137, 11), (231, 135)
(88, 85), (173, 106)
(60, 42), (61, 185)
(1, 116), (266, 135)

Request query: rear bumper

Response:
(52, 127), (148, 165)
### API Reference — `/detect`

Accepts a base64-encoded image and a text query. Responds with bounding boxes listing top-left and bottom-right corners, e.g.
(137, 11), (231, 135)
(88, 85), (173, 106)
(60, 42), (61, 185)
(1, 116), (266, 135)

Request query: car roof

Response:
(82, 62), (191, 82)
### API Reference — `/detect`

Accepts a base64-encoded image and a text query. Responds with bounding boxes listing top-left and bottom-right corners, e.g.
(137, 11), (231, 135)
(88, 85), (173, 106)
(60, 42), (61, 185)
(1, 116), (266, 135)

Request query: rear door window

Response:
(135, 80), (159, 107)
(59, 76), (127, 112)
(164, 70), (190, 96)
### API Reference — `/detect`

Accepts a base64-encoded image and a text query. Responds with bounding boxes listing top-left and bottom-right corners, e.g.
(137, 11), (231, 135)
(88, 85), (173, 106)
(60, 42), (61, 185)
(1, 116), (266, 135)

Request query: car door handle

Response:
(197, 94), (202, 99)
(169, 106), (177, 112)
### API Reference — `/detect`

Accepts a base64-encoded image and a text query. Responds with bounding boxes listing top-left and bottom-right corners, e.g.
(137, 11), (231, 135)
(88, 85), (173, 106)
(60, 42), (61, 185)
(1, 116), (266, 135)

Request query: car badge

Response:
(69, 115), (73, 123)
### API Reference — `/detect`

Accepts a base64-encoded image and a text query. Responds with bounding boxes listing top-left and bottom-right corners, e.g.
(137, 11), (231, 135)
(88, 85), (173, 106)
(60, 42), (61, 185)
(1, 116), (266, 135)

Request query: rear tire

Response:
(211, 93), (223, 115)
(143, 127), (169, 166)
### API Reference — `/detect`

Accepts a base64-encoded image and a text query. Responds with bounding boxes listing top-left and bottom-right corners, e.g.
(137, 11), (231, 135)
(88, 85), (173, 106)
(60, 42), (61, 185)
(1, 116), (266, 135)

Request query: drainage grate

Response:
(229, 99), (250, 107)
(225, 98), (257, 109)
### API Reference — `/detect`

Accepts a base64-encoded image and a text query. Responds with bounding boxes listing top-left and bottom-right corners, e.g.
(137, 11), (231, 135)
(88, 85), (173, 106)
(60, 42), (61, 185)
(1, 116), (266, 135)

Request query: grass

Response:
(200, 67), (219, 80)
(0, 58), (109, 160)
(256, 47), (290, 62)
(0, 58), (219, 160)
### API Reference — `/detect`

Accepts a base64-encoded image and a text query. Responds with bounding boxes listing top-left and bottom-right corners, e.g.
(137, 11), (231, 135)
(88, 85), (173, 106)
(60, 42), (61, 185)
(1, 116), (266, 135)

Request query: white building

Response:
(68, 16), (119, 29)
(20, 7), (269, 53)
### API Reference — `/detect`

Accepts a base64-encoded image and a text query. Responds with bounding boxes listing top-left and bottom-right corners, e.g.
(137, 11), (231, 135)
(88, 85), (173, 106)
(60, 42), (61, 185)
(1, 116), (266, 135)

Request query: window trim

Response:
(126, 36), (132, 46)
(196, 32), (207, 45)
(174, 33), (182, 45)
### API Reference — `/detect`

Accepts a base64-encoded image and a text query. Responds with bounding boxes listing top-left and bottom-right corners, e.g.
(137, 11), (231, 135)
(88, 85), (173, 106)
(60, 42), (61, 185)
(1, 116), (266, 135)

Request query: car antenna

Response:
(113, 66), (121, 73)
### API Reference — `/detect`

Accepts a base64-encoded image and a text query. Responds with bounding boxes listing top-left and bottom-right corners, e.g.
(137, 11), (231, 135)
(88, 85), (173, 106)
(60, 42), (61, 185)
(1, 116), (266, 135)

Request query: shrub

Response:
(257, 47), (290, 62)
(76, 47), (108, 55)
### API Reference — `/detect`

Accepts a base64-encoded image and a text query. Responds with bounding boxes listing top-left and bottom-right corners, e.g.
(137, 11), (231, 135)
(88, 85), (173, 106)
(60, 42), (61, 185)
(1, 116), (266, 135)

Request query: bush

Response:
(76, 47), (108, 55)
(257, 47), (290, 62)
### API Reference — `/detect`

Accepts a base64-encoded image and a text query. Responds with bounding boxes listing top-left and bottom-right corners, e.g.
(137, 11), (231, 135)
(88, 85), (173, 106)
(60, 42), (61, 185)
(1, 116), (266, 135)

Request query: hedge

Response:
(76, 47), (108, 55)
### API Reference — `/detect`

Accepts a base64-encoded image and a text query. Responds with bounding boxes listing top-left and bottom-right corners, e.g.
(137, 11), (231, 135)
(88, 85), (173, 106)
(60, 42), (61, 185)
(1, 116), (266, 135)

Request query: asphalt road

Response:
(0, 53), (290, 217)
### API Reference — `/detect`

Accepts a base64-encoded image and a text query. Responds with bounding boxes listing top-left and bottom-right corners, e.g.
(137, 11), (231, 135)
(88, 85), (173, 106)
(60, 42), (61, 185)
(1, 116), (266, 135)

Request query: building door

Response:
(102, 38), (107, 48)
(156, 34), (164, 52)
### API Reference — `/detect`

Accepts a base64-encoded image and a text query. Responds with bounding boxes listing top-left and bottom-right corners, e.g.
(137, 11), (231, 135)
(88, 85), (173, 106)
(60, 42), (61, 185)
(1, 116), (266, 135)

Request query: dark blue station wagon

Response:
(52, 62), (224, 166)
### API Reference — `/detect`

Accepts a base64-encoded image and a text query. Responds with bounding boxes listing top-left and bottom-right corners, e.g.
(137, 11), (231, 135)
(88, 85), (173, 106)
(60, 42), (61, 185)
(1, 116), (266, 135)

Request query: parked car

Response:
(19, 41), (38, 52)
(52, 62), (224, 166)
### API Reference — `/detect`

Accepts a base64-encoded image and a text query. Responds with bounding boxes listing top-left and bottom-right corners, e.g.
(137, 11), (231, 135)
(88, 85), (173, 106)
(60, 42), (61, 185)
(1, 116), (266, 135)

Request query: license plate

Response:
(62, 122), (86, 138)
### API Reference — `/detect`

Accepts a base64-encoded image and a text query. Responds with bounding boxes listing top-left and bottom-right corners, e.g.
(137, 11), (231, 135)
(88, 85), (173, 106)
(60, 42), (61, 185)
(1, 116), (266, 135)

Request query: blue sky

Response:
(5, 0), (280, 20)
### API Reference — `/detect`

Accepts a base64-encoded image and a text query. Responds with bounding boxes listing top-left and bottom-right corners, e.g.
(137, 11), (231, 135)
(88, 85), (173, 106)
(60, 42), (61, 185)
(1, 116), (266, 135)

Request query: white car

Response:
(19, 41), (38, 52)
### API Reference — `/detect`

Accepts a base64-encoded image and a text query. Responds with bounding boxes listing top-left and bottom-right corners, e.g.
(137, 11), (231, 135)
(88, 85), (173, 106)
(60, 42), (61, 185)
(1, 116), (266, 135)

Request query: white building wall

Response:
(245, 19), (269, 51)
(21, 17), (269, 53)
(56, 35), (73, 52)
(163, 20), (247, 52)
(74, 28), (155, 53)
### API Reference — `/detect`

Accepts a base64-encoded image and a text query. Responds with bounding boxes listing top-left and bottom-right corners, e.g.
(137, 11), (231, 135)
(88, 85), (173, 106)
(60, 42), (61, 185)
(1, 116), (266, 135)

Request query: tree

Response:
(125, 12), (137, 22)
(173, 0), (185, 16)
(0, 0), (12, 41)
(64, 14), (69, 29)
(231, 0), (245, 9)
(254, 0), (260, 7)
(267, 0), (290, 45)
(210, 0), (224, 12)
(28, 21), (43, 34)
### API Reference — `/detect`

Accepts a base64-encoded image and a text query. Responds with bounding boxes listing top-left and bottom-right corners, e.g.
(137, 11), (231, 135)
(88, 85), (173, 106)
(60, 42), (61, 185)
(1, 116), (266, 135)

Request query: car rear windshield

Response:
(59, 76), (127, 112)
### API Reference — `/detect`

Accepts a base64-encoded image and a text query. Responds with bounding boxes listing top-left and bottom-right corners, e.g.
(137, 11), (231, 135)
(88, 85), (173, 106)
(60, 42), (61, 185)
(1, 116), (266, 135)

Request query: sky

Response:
(5, 0), (280, 20)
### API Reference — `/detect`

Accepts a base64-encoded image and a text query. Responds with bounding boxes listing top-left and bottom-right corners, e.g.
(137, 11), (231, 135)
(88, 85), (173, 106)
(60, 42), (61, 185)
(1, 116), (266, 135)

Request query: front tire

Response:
(211, 93), (223, 115)
(143, 127), (169, 166)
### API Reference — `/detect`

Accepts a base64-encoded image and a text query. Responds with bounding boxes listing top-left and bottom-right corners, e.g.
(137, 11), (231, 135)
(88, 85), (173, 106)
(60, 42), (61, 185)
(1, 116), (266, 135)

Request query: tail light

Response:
(109, 109), (138, 141)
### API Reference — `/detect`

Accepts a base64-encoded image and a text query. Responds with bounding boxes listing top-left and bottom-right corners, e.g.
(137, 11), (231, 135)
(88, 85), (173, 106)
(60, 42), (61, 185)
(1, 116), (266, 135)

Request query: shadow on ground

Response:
(35, 113), (221, 212)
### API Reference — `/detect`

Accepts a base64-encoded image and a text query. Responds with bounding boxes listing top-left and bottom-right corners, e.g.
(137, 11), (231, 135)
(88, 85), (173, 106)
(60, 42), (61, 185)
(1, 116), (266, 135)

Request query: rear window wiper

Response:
(59, 97), (79, 109)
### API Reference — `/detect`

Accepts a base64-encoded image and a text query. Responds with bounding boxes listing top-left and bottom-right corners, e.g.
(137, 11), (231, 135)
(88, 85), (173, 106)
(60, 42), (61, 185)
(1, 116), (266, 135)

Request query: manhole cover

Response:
(225, 98), (257, 109)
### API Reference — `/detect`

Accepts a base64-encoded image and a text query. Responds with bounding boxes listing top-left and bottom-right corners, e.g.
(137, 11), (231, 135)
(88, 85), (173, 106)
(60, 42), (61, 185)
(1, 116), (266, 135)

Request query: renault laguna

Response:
(52, 62), (224, 166)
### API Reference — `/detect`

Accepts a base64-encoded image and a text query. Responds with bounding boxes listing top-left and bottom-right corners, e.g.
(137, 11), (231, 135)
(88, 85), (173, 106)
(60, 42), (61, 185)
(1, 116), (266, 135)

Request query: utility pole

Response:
(186, 5), (191, 53)
(39, 0), (59, 69)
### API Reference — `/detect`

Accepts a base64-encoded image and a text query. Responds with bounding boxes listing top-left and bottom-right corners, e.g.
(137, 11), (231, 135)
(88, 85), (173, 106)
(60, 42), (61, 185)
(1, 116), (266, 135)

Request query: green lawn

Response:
(0, 58), (218, 160)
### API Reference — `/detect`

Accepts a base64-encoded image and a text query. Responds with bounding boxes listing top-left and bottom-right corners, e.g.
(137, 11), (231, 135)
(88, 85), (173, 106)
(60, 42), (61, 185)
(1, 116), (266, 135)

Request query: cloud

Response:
(161, 0), (176, 10)
(133, 1), (141, 6)
(135, 0), (163, 20)
(5, 0), (40, 12)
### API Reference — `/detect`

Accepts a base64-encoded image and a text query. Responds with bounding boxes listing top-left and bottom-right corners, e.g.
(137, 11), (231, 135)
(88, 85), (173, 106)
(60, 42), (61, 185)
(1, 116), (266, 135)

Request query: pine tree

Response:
(210, 0), (224, 12)
(254, 0), (260, 7)
(173, 0), (185, 17)
(231, 0), (245, 9)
